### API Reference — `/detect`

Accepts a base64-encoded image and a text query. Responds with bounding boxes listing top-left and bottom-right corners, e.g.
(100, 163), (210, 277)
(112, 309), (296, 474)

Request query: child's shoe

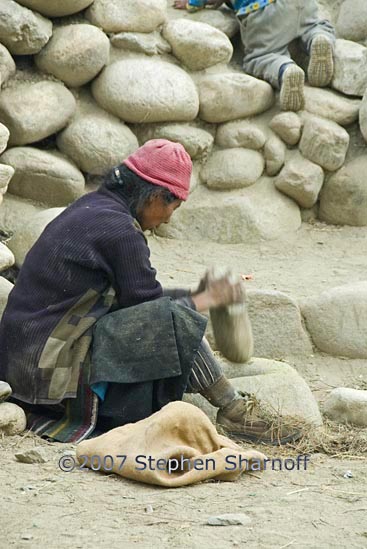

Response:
(279, 65), (305, 112)
(308, 35), (334, 87)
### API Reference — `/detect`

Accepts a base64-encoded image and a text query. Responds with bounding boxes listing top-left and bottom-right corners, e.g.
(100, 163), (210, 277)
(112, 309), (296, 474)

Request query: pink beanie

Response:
(123, 139), (192, 201)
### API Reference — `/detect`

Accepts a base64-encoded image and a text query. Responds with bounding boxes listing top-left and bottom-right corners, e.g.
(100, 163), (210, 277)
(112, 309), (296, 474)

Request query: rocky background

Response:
(0, 0), (366, 427)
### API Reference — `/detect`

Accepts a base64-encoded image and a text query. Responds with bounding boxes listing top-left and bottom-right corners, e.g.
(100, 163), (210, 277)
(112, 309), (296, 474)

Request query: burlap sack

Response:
(76, 401), (266, 487)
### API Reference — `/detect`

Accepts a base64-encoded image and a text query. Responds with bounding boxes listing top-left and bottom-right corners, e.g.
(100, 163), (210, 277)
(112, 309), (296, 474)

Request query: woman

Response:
(0, 139), (297, 444)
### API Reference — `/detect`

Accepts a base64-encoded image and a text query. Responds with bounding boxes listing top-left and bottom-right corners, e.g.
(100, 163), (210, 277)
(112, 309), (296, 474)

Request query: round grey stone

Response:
(323, 388), (367, 427)
(319, 156), (367, 226)
(275, 152), (324, 209)
(0, 82), (76, 146)
(0, 0), (52, 55)
(92, 58), (199, 123)
(0, 44), (16, 88)
(162, 19), (233, 71)
(57, 112), (138, 175)
(8, 207), (65, 266)
(336, 0), (367, 42)
(269, 112), (302, 146)
(201, 148), (264, 190)
(216, 120), (266, 150)
(86, 0), (167, 33)
(35, 24), (110, 88)
(15, 0), (94, 17)
(198, 73), (274, 123)
(299, 115), (349, 172)
(1, 147), (85, 207)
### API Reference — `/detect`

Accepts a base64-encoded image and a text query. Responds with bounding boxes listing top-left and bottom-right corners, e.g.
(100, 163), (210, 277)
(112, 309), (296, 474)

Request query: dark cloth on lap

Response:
(93, 297), (207, 429)
(19, 298), (207, 442)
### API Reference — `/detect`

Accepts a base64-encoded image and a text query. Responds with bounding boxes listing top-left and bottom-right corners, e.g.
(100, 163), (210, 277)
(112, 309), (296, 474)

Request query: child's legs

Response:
(240, 0), (301, 89)
(298, 0), (335, 52)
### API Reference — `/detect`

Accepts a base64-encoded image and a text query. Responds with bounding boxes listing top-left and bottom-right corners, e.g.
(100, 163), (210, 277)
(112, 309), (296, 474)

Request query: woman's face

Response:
(138, 196), (182, 231)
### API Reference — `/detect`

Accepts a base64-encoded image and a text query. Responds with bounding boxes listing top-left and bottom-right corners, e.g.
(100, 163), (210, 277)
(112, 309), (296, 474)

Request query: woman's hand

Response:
(173, 0), (188, 9)
(206, 273), (245, 308)
(191, 268), (245, 312)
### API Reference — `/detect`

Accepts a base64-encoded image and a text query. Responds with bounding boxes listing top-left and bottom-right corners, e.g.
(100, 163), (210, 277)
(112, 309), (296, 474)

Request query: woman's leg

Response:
(186, 338), (301, 445)
(186, 338), (238, 408)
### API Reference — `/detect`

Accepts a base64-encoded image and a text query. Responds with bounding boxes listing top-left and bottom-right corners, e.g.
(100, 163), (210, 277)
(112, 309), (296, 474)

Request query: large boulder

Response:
(111, 31), (171, 56)
(264, 136), (285, 176)
(301, 282), (367, 358)
(332, 39), (367, 97)
(303, 87), (361, 127)
(323, 388), (367, 427)
(35, 24), (110, 88)
(0, 243), (14, 273)
(216, 119), (266, 150)
(198, 73), (274, 123)
(86, 0), (167, 33)
(0, 276), (13, 318)
(0, 44), (16, 88)
(162, 19), (232, 71)
(57, 102), (138, 175)
(0, 0), (52, 55)
(0, 164), (15, 197)
(360, 90), (367, 144)
(0, 403), (26, 435)
(156, 178), (301, 244)
(0, 81), (76, 146)
(200, 148), (264, 190)
(184, 358), (322, 426)
(0, 194), (46, 235)
(299, 115), (349, 172)
(92, 58), (199, 123)
(336, 0), (367, 43)
(8, 207), (65, 266)
(275, 152), (324, 209)
(133, 123), (213, 160)
(167, 3), (239, 38)
(246, 290), (313, 359)
(319, 157), (367, 226)
(0, 122), (9, 154)
(15, 0), (94, 17)
(269, 112), (302, 146)
(1, 147), (85, 207)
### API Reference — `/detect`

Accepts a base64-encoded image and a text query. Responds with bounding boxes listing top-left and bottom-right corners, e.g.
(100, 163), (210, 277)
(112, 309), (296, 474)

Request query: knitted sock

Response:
(200, 375), (240, 409)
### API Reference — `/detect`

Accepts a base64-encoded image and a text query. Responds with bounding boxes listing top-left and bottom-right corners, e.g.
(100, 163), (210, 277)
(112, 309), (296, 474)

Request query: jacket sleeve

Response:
(102, 221), (163, 308)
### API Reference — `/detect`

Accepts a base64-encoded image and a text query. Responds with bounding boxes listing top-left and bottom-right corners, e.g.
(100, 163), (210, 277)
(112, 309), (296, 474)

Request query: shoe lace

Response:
(237, 390), (260, 414)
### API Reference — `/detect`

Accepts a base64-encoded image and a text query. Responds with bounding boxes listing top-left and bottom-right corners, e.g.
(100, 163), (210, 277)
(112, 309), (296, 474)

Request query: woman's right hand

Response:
(206, 271), (245, 308)
(191, 269), (245, 312)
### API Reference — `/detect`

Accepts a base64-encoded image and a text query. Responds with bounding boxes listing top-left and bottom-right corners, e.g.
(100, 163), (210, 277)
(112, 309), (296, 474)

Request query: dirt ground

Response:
(1, 221), (367, 549)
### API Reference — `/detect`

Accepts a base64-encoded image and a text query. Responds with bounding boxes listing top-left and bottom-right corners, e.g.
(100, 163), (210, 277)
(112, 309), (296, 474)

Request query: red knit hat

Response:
(123, 139), (192, 201)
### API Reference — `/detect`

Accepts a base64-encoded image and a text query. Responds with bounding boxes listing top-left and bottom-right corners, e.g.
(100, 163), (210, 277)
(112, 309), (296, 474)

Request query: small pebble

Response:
(145, 505), (154, 514)
(206, 513), (251, 526)
(20, 485), (37, 492)
(21, 534), (33, 540)
(343, 470), (353, 479)
(15, 448), (48, 464)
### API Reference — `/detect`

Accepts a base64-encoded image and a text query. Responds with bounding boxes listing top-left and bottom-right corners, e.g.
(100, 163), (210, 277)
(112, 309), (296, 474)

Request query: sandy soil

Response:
(1, 435), (366, 549)
(1, 221), (367, 549)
